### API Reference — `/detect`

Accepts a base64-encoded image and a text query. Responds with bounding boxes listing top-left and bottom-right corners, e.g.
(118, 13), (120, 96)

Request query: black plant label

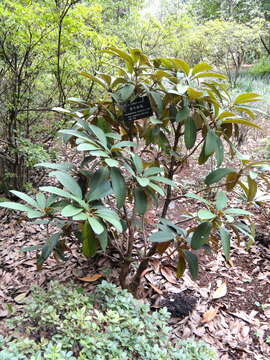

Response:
(122, 96), (153, 122)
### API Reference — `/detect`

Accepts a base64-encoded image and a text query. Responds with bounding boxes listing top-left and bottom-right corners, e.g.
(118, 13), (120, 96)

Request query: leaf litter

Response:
(0, 135), (269, 359)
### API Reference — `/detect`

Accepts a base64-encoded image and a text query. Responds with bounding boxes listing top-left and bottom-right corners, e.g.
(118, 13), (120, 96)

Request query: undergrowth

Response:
(250, 56), (270, 77)
(234, 70), (270, 111)
(0, 281), (217, 360)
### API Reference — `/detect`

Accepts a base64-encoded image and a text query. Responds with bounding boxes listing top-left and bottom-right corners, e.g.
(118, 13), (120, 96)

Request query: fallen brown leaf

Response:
(151, 259), (160, 274)
(201, 307), (219, 323)
(140, 268), (152, 278)
(160, 266), (178, 284)
(0, 309), (8, 318)
(144, 210), (157, 224)
(78, 274), (103, 282)
(14, 292), (28, 304)
(149, 283), (163, 295)
(212, 282), (227, 299)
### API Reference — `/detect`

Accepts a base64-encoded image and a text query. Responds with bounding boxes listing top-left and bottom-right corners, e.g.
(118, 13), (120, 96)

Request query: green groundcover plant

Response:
(0, 281), (217, 360)
(1, 47), (270, 294)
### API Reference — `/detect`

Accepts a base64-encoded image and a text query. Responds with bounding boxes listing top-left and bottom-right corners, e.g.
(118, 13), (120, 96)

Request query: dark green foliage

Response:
(0, 48), (268, 288)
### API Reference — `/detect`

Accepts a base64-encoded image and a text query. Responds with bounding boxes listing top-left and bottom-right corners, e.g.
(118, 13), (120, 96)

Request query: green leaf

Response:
(37, 233), (61, 266)
(49, 171), (82, 199)
(90, 150), (108, 157)
(80, 72), (107, 88)
(61, 205), (83, 217)
(88, 182), (112, 202)
(58, 129), (93, 142)
(132, 154), (143, 175)
(219, 227), (230, 260)
(73, 213), (88, 221)
(88, 217), (105, 235)
(106, 132), (121, 140)
(205, 168), (235, 186)
(192, 63), (213, 75)
(96, 212), (122, 232)
(233, 92), (261, 105)
(226, 172), (239, 191)
(9, 191), (38, 208)
(35, 162), (74, 172)
(97, 229), (108, 251)
(143, 167), (162, 177)
(36, 193), (47, 209)
(134, 187), (148, 215)
(247, 175), (257, 202)
(77, 118), (92, 132)
(244, 160), (270, 168)
(46, 194), (58, 207)
(222, 118), (261, 129)
(185, 193), (211, 206)
(176, 84), (189, 95)
(105, 158), (119, 167)
(0, 202), (33, 212)
(77, 143), (99, 151)
(137, 177), (150, 187)
(215, 191), (228, 210)
(20, 245), (43, 253)
(82, 221), (97, 258)
(111, 77), (128, 88)
(113, 84), (135, 103)
(160, 218), (187, 236)
(149, 230), (175, 243)
(150, 91), (163, 114)
(197, 209), (216, 220)
(27, 210), (43, 219)
(52, 107), (71, 115)
(96, 73), (112, 86)
(170, 58), (190, 76)
(192, 72), (227, 80)
(89, 124), (108, 149)
(112, 141), (136, 150)
(215, 136), (224, 167)
(152, 69), (175, 82)
(198, 142), (211, 165)
(149, 176), (176, 187)
(67, 97), (88, 105)
(101, 47), (133, 64)
(183, 250), (198, 280)
(148, 182), (165, 196)
(176, 108), (189, 123)
(184, 117), (197, 149)
(187, 88), (203, 100)
(224, 208), (253, 216)
(191, 222), (212, 250)
(217, 111), (236, 120)
(225, 215), (234, 223)
(111, 167), (126, 209)
(205, 130), (218, 156)
(231, 222), (254, 240)
(40, 186), (76, 201)
(88, 168), (112, 202)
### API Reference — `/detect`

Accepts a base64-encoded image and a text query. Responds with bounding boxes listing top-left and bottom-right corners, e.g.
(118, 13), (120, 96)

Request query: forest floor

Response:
(0, 118), (269, 359)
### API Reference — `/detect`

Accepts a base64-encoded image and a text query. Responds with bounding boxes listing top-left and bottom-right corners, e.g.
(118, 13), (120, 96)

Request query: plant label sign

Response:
(123, 96), (153, 122)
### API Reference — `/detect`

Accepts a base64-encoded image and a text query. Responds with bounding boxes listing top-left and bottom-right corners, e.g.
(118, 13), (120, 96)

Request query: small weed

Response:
(254, 301), (270, 310)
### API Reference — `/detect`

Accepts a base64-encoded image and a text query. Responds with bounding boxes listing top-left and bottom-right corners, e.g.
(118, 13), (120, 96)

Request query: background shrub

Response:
(250, 56), (270, 76)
